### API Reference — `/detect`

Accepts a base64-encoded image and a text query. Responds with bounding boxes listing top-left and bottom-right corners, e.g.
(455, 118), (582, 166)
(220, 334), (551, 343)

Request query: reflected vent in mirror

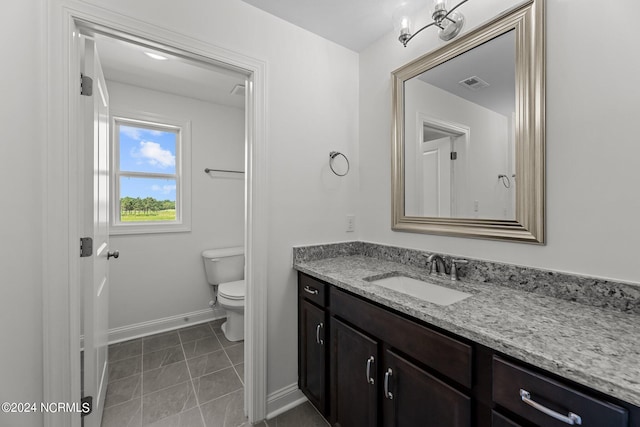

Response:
(458, 76), (490, 91)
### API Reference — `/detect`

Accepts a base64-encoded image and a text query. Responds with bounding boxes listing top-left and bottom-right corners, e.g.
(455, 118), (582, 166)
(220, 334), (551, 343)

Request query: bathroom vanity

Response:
(294, 243), (640, 427)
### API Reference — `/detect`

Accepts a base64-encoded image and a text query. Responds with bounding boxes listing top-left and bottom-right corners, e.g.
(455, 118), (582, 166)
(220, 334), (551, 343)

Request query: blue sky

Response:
(119, 124), (177, 201)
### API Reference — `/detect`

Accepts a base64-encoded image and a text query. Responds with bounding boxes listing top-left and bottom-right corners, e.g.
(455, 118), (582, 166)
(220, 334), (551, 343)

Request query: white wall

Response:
(2, 0), (357, 421)
(77, 0), (360, 398)
(14, 0), (639, 424)
(0, 0), (45, 426)
(359, 0), (640, 284)
(106, 81), (245, 332)
(404, 78), (511, 218)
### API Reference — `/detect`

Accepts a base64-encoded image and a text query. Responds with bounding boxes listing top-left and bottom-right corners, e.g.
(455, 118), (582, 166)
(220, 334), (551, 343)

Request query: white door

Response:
(81, 36), (112, 426)
(417, 136), (451, 216)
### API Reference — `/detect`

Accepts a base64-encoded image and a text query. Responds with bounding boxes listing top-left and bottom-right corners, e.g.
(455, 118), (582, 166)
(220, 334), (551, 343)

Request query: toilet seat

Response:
(219, 279), (245, 301)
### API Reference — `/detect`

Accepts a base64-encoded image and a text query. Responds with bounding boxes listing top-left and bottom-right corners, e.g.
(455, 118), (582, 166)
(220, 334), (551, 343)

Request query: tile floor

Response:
(101, 319), (329, 427)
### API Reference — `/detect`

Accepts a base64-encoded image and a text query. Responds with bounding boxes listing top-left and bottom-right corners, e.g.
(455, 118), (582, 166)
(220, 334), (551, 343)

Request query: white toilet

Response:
(202, 247), (245, 342)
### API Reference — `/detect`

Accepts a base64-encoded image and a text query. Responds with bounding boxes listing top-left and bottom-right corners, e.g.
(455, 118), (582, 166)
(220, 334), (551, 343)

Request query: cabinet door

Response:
(382, 349), (471, 427)
(330, 317), (378, 427)
(492, 411), (524, 427)
(300, 299), (327, 414)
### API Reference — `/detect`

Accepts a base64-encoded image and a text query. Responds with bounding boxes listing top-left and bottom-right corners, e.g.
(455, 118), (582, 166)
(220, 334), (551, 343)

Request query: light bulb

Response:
(392, 2), (415, 36)
(432, 0), (447, 22)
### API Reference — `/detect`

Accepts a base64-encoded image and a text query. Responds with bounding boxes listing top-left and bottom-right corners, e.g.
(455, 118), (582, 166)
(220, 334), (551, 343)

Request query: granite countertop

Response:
(294, 255), (640, 407)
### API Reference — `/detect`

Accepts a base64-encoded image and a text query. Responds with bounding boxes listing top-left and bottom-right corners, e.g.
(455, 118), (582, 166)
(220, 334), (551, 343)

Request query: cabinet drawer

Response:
(299, 273), (327, 307)
(493, 356), (628, 427)
(331, 287), (472, 388)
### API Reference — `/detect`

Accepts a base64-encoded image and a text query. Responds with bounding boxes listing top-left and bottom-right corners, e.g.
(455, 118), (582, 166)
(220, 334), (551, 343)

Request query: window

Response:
(111, 113), (191, 234)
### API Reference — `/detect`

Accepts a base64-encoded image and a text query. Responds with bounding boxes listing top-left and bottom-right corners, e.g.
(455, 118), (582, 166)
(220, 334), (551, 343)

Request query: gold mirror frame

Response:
(392, 0), (545, 243)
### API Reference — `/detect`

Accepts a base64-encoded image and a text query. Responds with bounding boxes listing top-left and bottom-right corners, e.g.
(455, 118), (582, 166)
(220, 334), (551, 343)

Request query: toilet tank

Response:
(202, 247), (245, 285)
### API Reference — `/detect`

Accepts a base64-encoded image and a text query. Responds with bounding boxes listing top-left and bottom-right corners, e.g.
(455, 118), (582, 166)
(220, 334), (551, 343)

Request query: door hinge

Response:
(80, 74), (93, 96)
(80, 237), (93, 258)
(450, 151), (458, 160)
(80, 395), (93, 417)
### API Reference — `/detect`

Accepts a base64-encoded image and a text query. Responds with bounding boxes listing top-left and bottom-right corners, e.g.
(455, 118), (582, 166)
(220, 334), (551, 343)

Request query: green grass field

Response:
(121, 209), (176, 222)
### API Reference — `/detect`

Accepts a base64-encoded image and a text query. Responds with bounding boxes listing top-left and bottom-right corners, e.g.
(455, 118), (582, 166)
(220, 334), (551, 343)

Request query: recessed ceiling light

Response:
(144, 52), (168, 61)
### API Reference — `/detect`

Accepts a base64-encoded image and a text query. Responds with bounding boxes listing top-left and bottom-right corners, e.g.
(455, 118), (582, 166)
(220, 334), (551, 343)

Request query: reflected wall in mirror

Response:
(404, 30), (515, 220)
(392, 0), (545, 243)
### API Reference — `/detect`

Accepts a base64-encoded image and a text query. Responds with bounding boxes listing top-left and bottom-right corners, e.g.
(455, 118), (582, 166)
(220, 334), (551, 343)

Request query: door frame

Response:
(415, 113), (470, 218)
(44, 3), (268, 426)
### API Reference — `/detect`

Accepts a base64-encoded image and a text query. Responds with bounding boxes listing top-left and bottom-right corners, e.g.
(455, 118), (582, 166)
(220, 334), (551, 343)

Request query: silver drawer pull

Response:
(520, 389), (582, 425)
(304, 285), (319, 295)
(384, 368), (394, 399)
(316, 322), (324, 345)
(366, 356), (375, 385)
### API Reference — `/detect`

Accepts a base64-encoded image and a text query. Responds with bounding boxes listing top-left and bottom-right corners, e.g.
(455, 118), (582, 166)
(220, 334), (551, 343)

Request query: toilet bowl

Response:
(201, 247), (245, 342)
(217, 279), (245, 342)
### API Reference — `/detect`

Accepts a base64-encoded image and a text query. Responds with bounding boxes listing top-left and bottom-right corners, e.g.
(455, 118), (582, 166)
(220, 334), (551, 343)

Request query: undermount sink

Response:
(366, 274), (472, 306)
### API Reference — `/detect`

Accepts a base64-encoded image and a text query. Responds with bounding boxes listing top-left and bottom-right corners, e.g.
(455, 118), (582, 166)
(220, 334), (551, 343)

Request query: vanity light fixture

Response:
(394, 0), (469, 46)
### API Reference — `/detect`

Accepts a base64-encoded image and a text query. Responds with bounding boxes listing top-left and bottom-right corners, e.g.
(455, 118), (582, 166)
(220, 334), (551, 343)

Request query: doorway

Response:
(409, 114), (470, 218)
(44, 7), (267, 427)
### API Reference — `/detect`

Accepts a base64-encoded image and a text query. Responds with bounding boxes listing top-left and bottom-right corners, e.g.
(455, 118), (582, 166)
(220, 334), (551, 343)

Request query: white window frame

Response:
(110, 110), (192, 235)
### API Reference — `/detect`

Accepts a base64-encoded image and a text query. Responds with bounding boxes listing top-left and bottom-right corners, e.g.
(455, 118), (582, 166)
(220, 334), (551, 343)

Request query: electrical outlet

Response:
(474, 200), (479, 212)
(346, 215), (355, 232)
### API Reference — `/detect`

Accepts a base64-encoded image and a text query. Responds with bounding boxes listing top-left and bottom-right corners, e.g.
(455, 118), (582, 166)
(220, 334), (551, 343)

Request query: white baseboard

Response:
(265, 383), (307, 420)
(108, 307), (227, 344)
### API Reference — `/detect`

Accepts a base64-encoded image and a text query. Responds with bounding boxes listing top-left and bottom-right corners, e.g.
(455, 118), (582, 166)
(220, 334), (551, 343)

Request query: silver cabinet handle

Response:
(384, 368), (394, 399)
(304, 285), (319, 295)
(520, 389), (582, 425)
(107, 250), (119, 260)
(366, 356), (375, 385)
(315, 322), (324, 345)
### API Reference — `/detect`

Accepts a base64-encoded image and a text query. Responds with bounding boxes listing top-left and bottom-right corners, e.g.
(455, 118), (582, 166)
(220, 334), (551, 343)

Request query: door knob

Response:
(107, 250), (119, 260)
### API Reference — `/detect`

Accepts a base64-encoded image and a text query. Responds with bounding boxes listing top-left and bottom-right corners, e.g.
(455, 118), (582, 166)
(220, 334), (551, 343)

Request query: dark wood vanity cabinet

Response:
(493, 357), (629, 427)
(330, 283), (472, 427)
(298, 274), (328, 416)
(382, 348), (471, 427)
(330, 315), (471, 427)
(330, 317), (378, 427)
(299, 272), (472, 426)
(297, 272), (640, 427)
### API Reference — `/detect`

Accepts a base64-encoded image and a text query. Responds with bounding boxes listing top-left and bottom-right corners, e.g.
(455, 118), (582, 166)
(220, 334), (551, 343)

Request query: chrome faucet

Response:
(425, 254), (448, 276)
(449, 258), (468, 281)
(425, 254), (468, 281)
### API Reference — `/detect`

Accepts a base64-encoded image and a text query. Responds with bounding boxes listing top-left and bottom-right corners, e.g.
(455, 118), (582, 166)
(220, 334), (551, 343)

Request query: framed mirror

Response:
(391, 0), (545, 243)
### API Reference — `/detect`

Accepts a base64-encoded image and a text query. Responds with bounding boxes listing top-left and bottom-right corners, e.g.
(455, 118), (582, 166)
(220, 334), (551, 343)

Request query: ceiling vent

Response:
(230, 84), (245, 96)
(458, 76), (490, 91)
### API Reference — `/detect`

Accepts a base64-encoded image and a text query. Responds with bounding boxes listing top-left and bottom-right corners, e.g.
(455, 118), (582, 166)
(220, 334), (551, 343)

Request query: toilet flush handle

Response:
(107, 250), (119, 260)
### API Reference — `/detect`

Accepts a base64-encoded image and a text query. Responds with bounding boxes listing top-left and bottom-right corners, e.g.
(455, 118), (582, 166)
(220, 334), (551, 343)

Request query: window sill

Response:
(110, 223), (191, 236)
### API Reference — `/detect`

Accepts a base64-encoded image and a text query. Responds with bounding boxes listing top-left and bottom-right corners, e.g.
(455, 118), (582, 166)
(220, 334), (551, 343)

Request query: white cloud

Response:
(121, 126), (166, 141)
(120, 126), (142, 140)
(132, 141), (175, 168)
(151, 184), (176, 194)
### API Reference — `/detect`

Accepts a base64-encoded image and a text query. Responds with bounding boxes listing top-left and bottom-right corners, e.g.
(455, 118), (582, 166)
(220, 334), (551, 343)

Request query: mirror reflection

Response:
(403, 30), (515, 220)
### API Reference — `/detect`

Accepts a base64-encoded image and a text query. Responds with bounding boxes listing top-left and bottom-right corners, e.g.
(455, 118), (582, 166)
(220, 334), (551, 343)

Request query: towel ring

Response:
(329, 151), (350, 177)
(498, 174), (511, 188)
